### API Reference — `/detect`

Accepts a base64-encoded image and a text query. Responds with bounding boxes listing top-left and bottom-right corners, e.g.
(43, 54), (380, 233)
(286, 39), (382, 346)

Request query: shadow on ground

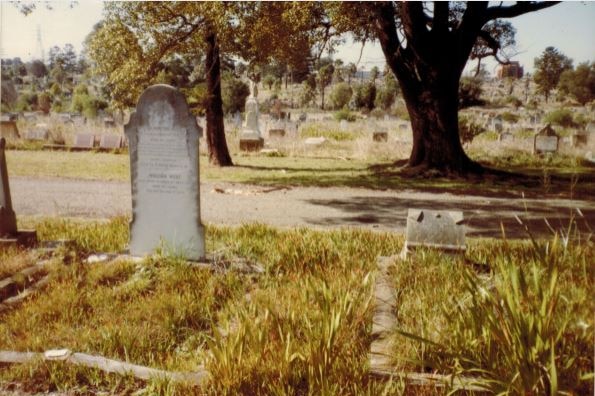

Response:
(303, 195), (594, 239)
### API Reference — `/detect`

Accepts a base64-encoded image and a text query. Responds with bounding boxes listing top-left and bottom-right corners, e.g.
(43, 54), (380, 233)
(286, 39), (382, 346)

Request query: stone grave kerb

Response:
(124, 84), (204, 260)
(0, 138), (17, 236)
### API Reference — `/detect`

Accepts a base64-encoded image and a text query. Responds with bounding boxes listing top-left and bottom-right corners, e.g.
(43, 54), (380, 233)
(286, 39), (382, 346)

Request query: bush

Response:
(505, 95), (522, 108)
(459, 76), (484, 108)
(299, 82), (316, 107)
(333, 108), (356, 122)
(222, 77), (250, 114)
(329, 82), (352, 110)
(544, 108), (575, 128)
(351, 83), (376, 111)
(38, 92), (51, 114)
(459, 116), (485, 144)
(501, 111), (519, 123)
(73, 83), (89, 95)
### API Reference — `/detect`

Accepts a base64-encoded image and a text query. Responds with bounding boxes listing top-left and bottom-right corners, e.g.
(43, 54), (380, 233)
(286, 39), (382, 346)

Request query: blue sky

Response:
(1, 1), (593, 75)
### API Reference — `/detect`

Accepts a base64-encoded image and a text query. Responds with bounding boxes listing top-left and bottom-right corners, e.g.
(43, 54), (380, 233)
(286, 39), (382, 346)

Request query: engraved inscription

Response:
(137, 126), (191, 195)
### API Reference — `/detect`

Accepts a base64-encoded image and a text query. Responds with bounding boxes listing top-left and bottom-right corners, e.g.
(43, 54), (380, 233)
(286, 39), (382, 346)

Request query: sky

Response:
(1, 1), (594, 75)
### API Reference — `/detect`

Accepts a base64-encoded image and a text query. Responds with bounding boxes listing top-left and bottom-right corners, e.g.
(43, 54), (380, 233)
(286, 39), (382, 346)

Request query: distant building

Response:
(497, 61), (524, 79)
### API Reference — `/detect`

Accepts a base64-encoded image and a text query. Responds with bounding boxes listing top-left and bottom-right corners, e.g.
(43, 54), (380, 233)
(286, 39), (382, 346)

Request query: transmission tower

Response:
(36, 24), (45, 62)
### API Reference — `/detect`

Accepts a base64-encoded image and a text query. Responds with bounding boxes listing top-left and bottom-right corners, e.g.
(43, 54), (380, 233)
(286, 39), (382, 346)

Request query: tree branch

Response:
(432, 2), (449, 34)
(485, 1), (560, 21)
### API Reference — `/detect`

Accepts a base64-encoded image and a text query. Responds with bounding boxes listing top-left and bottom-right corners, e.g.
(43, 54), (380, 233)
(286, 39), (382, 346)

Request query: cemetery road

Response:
(13, 176), (595, 239)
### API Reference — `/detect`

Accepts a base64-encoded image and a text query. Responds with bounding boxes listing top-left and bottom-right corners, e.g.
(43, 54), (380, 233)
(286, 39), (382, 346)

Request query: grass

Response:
(1, 217), (592, 394)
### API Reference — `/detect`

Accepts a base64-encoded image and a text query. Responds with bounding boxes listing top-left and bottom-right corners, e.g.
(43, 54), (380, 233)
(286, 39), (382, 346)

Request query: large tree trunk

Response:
(205, 32), (233, 166)
(401, 71), (481, 175)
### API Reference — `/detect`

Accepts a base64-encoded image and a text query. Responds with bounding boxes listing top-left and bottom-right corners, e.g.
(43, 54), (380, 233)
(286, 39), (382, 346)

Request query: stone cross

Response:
(0, 138), (17, 237)
(124, 85), (205, 260)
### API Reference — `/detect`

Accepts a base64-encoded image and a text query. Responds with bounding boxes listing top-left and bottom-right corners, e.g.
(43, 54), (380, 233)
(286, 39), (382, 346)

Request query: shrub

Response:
(333, 108), (356, 122)
(459, 76), (484, 108)
(299, 82), (316, 107)
(37, 92), (51, 114)
(501, 111), (519, 123)
(505, 95), (523, 108)
(329, 82), (352, 110)
(459, 116), (485, 144)
(222, 77), (250, 114)
(73, 83), (89, 95)
(544, 108), (575, 128)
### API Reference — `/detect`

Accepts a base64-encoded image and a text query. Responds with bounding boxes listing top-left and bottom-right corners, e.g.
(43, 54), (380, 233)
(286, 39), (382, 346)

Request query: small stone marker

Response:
(268, 129), (286, 138)
(533, 124), (559, 154)
(339, 119), (348, 131)
(125, 84), (205, 260)
(0, 138), (37, 246)
(498, 132), (514, 142)
(72, 133), (96, 150)
(402, 208), (465, 257)
(239, 81), (264, 151)
(0, 120), (19, 140)
(571, 132), (587, 147)
(99, 134), (122, 150)
(373, 131), (388, 142)
(304, 137), (327, 146)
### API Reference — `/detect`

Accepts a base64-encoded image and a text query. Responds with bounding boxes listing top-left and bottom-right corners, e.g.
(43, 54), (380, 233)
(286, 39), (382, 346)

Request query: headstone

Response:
(498, 132), (514, 142)
(373, 131), (388, 142)
(571, 132), (587, 147)
(239, 81), (264, 151)
(25, 128), (49, 141)
(0, 138), (37, 246)
(586, 122), (595, 134)
(99, 134), (123, 150)
(402, 209), (465, 257)
(0, 120), (19, 140)
(298, 113), (307, 122)
(233, 111), (242, 128)
(103, 117), (116, 128)
(533, 124), (559, 154)
(72, 133), (96, 150)
(0, 139), (17, 236)
(304, 137), (326, 146)
(125, 84), (204, 260)
(340, 120), (348, 131)
(71, 114), (86, 126)
(268, 129), (286, 138)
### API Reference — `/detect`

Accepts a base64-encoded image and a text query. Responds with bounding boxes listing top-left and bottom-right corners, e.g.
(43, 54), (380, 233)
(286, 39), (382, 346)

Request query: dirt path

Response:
(12, 176), (595, 238)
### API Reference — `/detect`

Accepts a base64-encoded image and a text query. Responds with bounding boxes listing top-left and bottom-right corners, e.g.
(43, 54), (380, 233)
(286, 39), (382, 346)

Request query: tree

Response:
(329, 2), (559, 176)
(317, 64), (334, 109)
(299, 81), (316, 107)
(28, 60), (47, 79)
(329, 82), (352, 109)
(263, 74), (276, 90)
(222, 76), (250, 114)
(346, 62), (357, 85)
(369, 66), (379, 84)
(534, 46), (572, 103)
(459, 76), (484, 108)
(375, 72), (399, 110)
(558, 62), (595, 105)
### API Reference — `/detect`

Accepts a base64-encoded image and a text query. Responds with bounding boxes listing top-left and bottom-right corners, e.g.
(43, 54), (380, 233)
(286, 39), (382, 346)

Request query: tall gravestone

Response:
(0, 138), (17, 236)
(239, 81), (264, 151)
(125, 85), (205, 260)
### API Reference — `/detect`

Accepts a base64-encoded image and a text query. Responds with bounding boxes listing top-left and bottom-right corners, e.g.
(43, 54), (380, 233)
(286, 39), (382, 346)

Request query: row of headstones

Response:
(1, 112), (118, 128)
(1, 84), (466, 259)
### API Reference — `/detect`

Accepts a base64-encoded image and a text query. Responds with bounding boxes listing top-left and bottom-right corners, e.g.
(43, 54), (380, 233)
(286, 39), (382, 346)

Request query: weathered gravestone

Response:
(72, 133), (96, 151)
(0, 120), (19, 140)
(401, 208), (465, 258)
(373, 131), (388, 142)
(99, 134), (123, 150)
(498, 131), (514, 142)
(125, 84), (205, 260)
(239, 81), (264, 151)
(533, 124), (559, 154)
(0, 138), (37, 246)
(268, 129), (286, 138)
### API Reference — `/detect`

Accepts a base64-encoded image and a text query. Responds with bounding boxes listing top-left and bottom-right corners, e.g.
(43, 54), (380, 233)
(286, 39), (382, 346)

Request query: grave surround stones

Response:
(125, 84), (205, 260)
(401, 208), (466, 258)
(533, 124), (559, 154)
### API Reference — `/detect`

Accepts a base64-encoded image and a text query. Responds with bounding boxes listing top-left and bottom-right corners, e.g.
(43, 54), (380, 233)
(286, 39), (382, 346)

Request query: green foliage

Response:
(333, 108), (356, 122)
(262, 74), (276, 90)
(222, 77), (250, 115)
(558, 62), (595, 106)
(505, 95), (522, 108)
(298, 81), (316, 107)
(329, 82), (352, 110)
(73, 83), (89, 95)
(49, 82), (62, 97)
(501, 111), (519, 123)
(37, 92), (51, 114)
(375, 72), (399, 110)
(544, 108), (575, 128)
(459, 76), (484, 108)
(15, 90), (38, 112)
(300, 124), (360, 141)
(459, 116), (485, 144)
(351, 82), (376, 111)
(534, 47), (573, 102)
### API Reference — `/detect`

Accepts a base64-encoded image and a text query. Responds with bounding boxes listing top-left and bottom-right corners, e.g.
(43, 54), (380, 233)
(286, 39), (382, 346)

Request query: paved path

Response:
(12, 176), (595, 238)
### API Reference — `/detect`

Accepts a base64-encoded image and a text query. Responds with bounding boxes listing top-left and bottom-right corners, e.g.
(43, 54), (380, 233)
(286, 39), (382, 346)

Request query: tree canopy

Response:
(534, 46), (573, 102)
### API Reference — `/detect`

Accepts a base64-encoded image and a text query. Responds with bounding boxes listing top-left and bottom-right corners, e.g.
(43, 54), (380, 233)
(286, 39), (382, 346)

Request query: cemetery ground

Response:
(2, 118), (594, 394)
